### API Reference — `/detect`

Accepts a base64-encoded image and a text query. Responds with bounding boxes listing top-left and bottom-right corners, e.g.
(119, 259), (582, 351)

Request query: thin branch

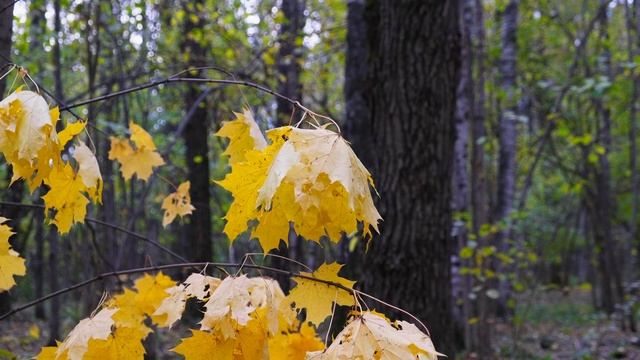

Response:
(59, 73), (340, 132)
(0, 201), (189, 263)
(0, 261), (432, 335)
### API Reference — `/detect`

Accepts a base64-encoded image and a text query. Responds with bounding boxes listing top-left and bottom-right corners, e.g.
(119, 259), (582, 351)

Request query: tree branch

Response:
(0, 201), (190, 263)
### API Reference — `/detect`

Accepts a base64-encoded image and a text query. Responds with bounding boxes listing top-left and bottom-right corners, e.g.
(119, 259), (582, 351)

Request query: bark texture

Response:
(357, 0), (460, 353)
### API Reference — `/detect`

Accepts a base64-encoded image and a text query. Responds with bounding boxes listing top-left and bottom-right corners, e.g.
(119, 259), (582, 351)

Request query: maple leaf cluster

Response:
(216, 109), (382, 252)
(0, 90), (100, 233)
(36, 265), (440, 360)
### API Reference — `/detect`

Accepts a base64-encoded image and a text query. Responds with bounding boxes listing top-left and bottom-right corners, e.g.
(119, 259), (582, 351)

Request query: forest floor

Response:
(490, 288), (640, 360)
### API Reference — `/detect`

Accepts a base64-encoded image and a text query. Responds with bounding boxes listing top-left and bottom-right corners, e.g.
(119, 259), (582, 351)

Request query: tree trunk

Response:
(344, 0), (369, 164)
(589, 1), (624, 312)
(357, 0), (460, 353)
(452, 0), (472, 350)
(469, 0), (492, 354)
(181, 0), (212, 262)
(276, 0), (305, 126)
(0, 0), (15, 316)
(495, 0), (519, 245)
(0, 0), (13, 98)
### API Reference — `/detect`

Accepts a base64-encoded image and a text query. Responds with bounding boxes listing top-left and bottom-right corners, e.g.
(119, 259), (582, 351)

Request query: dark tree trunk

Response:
(356, 0), (460, 354)
(589, 1), (624, 312)
(47, 229), (60, 344)
(344, 0), (369, 163)
(181, 0), (212, 262)
(276, 0), (305, 126)
(469, 0), (491, 353)
(0, 0), (15, 316)
(0, 0), (13, 98)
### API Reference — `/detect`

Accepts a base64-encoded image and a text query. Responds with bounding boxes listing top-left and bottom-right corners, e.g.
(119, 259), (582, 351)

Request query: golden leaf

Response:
(0, 217), (25, 291)
(162, 181), (195, 227)
(286, 263), (355, 326)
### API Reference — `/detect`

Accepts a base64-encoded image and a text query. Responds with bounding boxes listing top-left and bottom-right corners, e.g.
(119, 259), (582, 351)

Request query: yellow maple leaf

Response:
(58, 120), (86, 148)
(269, 323), (324, 360)
(73, 141), (103, 203)
(200, 275), (285, 339)
(56, 307), (117, 360)
(162, 181), (196, 227)
(35, 346), (59, 360)
(152, 284), (188, 328)
(108, 122), (164, 181)
(0, 91), (52, 162)
(215, 127), (291, 245)
(41, 163), (89, 234)
(0, 217), (25, 291)
(109, 288), (146, 329)
(287, 263), (355, 326)
(305, 312), (443, 360)
(183, 273), (221, 300)
(132, 272), (176, 324)
(83, 326), (148, 360)
(216, 108), (267, 164)
(216, 114), (381, 250)
(172, 329), (234, 360)
(108, 136), (133, 161)
(256, 126), (381, 239)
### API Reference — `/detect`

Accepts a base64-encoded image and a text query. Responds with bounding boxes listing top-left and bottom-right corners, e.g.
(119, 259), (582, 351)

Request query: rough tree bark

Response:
(356, 0), (460, 353)
(181, 0), (212, 262)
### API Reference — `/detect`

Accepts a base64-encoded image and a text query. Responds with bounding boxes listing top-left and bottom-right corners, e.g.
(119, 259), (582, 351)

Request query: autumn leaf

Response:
(56, 307), (117, 360)
(216, 112), (381, 252)
(0, 90), (52, 162)
(153, 284), (188, 328)
(183, 273), (221, 300)
(83, 326), (148, 360)
(35, 346), (58, 360)
(287, 263), (355, 326)
(0, 217), (25, 291)
(73, 141), (103, 203)
(172, 329), (234, 360)
(200, 275), (286, 339)
(41, 163), (89, 234)
(305, 312), (443, 360)
(216, 108), (267, 164)
(108, 121), (164, 181)
(162, 181), (196, 227)
(269, 323), (324, 360)
(216, 126), (291, 246)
